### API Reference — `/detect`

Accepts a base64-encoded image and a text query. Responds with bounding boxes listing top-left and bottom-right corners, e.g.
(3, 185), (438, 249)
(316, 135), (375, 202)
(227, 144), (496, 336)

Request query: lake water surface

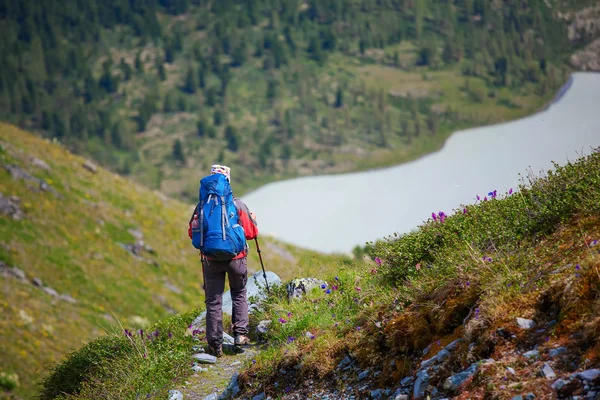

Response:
(241, 72), (600, 254)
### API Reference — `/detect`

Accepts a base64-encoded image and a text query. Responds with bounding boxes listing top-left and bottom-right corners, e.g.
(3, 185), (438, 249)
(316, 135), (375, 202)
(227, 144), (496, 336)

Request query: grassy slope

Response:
(235, 149), (600, 398)
(31, 144), (600, 399)
(0, 123), (346, 398)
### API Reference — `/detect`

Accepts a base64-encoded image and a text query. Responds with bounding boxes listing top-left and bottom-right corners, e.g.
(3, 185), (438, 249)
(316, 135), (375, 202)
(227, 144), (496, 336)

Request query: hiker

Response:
(188, 164), (259, 357)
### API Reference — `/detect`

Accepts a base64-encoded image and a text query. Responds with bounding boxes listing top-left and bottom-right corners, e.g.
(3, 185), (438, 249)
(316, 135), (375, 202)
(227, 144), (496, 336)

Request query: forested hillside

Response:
(0, 0), (587, 198)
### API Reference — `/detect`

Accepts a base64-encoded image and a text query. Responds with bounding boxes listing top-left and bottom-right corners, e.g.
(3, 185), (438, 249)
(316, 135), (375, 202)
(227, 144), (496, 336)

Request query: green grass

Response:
(0, 123), (344, 399)
(233, 148), (600, 398)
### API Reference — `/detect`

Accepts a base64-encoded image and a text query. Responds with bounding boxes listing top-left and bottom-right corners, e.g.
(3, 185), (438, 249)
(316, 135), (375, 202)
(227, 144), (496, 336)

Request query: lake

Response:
(241, 72), (600, 254)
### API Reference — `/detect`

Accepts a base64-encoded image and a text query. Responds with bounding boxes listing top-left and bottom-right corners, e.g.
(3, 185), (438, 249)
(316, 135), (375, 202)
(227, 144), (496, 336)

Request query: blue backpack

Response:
(190, 173), (247, 260)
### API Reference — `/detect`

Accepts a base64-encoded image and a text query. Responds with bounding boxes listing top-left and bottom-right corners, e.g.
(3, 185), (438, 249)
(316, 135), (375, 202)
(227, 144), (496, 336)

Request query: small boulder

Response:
(256, 320), (272, 334)
(549, 347), (568, 358)
(168, 390), (183, 400)
(443, 363), (478, 391)
(574, 369), (600, 383)
(358, 370), (370, 381)
(370, 389), (383, 399)
(414, 369), (430, 398)
(31, 157), (50, 171)
(542, 363), (556, 379)
(194, 353), (217, 364)
(83, 160), (98, 173)
(516, 318), (536, 329)
(523, 350), (540, 359)
(400, 376), (414, 387)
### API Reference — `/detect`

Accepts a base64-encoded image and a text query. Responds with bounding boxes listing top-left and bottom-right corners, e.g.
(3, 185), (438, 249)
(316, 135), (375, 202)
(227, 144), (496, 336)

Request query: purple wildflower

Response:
(356, 326), (361, 331)
(287, 336), (295, 344)
(326, 289), (331, 294)
(332, 285), (339, 291)
(466, 281), (470, 287)
(139, 329), (144, 337)
(374, 257), (382, 266)
(143, 353), (147, 358)
(252, 359), (256, 364)
(575, 264), (580, 270)
(509, 188), (513, 195)
(334, 323), (339, 327)
(168, 332), (172, 338)
(484, 196), (488, 202)
(279, 318), (287, 324)
(432, 212), (437, 221)
(321, 283), (327, 289)
(285, 387), (291, 393)
(463, 208), (467, 214)
(124, 329), (130, 337)
(287, 312), (293, 318)
(476, 195), (481, 201)
(335, 276), (339, 281)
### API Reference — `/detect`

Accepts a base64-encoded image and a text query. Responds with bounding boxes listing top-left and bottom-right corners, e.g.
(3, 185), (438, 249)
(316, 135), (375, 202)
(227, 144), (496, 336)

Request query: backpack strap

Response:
(220, 195), (226, 240)
(200, 198), (205, 247)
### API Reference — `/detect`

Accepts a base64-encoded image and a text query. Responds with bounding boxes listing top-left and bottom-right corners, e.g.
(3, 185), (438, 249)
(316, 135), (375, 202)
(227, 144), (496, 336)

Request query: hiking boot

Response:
(234, 335), (250, 346)
(207, 344), (223, 357)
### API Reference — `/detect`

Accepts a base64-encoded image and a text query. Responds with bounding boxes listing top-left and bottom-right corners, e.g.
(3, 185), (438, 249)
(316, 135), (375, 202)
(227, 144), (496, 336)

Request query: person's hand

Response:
(250, 212), (257, 222)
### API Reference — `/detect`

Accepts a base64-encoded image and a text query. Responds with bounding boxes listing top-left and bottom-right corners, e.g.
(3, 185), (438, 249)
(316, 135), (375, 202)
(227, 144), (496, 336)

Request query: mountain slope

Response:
(0, 122), (342, 398)
(1, 0), (590, 199)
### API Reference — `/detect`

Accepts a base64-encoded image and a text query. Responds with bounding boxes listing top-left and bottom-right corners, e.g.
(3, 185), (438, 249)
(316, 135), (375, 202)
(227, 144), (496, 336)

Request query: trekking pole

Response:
(200, 251), (206, 293)
(254, 238), (270, 293)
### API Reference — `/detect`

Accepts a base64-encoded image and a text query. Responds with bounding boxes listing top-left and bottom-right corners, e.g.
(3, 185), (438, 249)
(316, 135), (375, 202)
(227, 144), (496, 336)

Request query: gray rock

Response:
(83, 160), (98, 173)
(524, 394), (536, 400)
(128, 229), (144, 240)
(251, 393), (266, 400)
(523, 350), (540, 359)
(542, 363), (556, 379)
(444, 339), (463, 352)
(420, 356), (436, 369)
(338, 356), (352, 370)
(575, 369), (600, 382)
(587, 391), (597, 399)
(414, 369), (430, 398)
(223, 332), (235, 345)
(370, 389), (383, 399)
(422, 345), (431, 355)
(43, 286), (60, 298)
(400, 376), (414, 387)
(549, 347), (568, 358)
(192, 365), (208, 373)
(32, 277), (43, 286)
(203, 394), (218, 400)
(168, 389), (183, 400)
(516, 317), (536, 329)
(0, 193), (24, 220)
(358, 370), (370, 381)
(0, 263), (26, 281)
(507, 367), (516, 375)
(286, 277), (327, 300)
(552, 378), (568, 390)
(31, 157), (50, 170)
(394, 395), (408, 400)
(436, 349), (451, 362)
(512, 396), (523, 400)
(443, 363), (478, 391)
(256, 320), (272, 334)
(194, 353), (217, 364)
(218, 373), (240, 399)
(60, 294), (77, 304)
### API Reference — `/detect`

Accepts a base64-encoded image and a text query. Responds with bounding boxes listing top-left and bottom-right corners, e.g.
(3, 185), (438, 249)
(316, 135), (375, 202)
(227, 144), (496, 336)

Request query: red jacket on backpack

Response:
(188, 197), (258, 260)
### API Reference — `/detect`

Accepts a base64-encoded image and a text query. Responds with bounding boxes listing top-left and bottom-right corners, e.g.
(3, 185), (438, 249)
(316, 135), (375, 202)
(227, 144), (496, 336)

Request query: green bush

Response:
(374, 150), (600, 284)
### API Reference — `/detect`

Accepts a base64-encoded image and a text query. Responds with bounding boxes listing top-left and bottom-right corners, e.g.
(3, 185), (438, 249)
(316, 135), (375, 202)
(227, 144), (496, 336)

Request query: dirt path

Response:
(178, 343), (261, 400)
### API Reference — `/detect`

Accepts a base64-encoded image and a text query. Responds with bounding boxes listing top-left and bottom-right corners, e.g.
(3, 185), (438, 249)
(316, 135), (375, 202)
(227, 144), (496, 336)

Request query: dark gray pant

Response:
(203, 257), (249, 347)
